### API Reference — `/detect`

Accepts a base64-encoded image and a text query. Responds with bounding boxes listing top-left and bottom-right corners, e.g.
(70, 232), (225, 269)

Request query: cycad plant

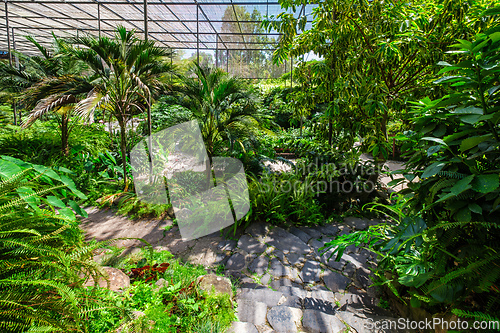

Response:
(0, 156), (114, 332)
(67, 27), (175, 189)
(178, 64), (267, 160)
(0, 35), (95, 156)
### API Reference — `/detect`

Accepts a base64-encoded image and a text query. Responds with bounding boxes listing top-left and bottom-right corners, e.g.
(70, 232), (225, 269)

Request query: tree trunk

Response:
(328, 118), (333, 147)
(12, 103), (17, 126)
(300, 117), (303, 137)
(119, 120), (128, 191)
(61, 114), (69, 156)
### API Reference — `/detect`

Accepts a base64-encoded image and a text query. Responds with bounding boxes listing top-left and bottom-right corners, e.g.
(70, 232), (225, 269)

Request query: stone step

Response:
(227, 321), (259, 333)
(237, 288), (284, 307)
(236, 299), (268, 326)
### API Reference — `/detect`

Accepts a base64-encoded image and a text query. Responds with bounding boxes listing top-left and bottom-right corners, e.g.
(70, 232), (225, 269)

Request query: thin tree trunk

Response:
(12, 103), (17, 126)
(328, 118), (333, 147)
(300, 117), (303, 137)
(119, 120), (128, 191)
(61, 114), (69, 156)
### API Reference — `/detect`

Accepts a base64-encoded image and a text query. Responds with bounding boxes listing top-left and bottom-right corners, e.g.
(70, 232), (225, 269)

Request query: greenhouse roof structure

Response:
(0, 0), (314, 56)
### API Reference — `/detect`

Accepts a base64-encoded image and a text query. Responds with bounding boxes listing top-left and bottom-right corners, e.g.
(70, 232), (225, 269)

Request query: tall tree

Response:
(264, 0), (498, 154)
(67, 27), (175, 189)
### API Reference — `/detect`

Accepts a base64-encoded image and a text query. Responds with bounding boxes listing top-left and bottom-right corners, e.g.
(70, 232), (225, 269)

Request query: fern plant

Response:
(0, 155), (122, 332)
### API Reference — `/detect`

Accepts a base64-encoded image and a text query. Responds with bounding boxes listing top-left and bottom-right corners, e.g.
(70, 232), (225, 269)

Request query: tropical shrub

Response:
(0, 156), (111, 332)
(323, 29), (500, 323)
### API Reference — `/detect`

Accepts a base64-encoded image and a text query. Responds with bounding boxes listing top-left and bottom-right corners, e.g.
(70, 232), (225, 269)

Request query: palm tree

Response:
(67, 27), (175, 189)
(178, 64), (265, 161)
(0, 35), (94, 156)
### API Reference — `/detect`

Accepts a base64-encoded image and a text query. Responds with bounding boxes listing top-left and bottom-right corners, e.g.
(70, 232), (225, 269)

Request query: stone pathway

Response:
(82, 209), (413, 332)
(220, 218), (411, 333)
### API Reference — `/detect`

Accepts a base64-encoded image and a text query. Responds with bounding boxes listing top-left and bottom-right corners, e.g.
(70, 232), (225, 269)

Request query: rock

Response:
(343, 254), (364, 269)
(302, 309), (346, 333)
(323, 270), (351, 292)
(266, 227), (310, 255)
(238, 288), (284, 307)
(300, 260), (321, 284)
(261, 273), (271, 285)
(197, 274), (232, 296)
(268, 258), (290, 278)
(316, 224), (339, 236)
(238, 235), (267, 254)
(286, 253), (303, 266)
(218, 239), (237, 252)
(270, 278), (295, 290)
(84, 267), (130, 291)
(236, 299), (269, 326)
(227, 321), (259, 333)
(249, 256), (269, 275)
(278, 286), (307, 298)
(298, 227), (324, 240)
(338, 311), (409, 333)
(279, 296), (303, 308)
(344, 217), (369, 230)
(154, 278), (168, 291)
(320, 253), (346, 271)
(310, 289), (336, 303)
(226, 253), (246, 271)
(288, 227), (312, 243)
(356, 267), (373, 289)
(303, 297), (338, 315)
(245, 222), (269, 239)
(267, 306), (302, 333)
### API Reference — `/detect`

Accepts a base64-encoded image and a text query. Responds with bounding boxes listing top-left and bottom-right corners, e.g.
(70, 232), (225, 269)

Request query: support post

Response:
(98, 2), (101, 37)
(143, 0), (148, 41)
(215, 37), (218, 68)
(12, 28), (18, 69)
(226, 49), (229, 73)
(5, 1), (12, 67)
(290, 55), (293, 87)
(196, 1), (199, 65)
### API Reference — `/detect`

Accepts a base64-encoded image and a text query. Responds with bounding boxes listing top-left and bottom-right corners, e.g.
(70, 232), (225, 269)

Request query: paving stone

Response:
(356, 267), (373, 290)
(336, 291), (375, 308)
(278, 286), (307, 298)
(288, 226), (312, 243)
(343, 262), (357, 277)
(218, 239), (237, 252)
(270, 278), (298, 290)
(300, 260), (321, 284)
(298, 226), (323, 240)
(286, 253), (303, 266)
(279, 296), (302, 309)
(249, 256), (269, 275)
(255, 324), (276, 333)
(310, 289), (336, 303)
(323, 270), (351, 292)
(315, 224), (339, 236)
(267, 227), (311, 255)
(268, 258), (290, 278)
(308, 238), (327, 251)
(339, 227), (352, 236)
(344, 217), (369, 230)
(225, 253), (246, 271)
(288, 267), (302, 284)
(343, 253), (364, 269)
(303, 297), (338, 315)
(245, 222), (269, 239)
(267, 306), (302, 333)
(240, 282), (268, 290)
(260, 273), (271, 285)
(272, 249), (286, 262)
(236, 299), (269, 326)
(302, 309), (346, 333)
(238, 235), (267, 254)
(214, 253), (229, 265)
(227, 321), (259, 333)
(320, 253), (346, 270)
(238, 288), (284, 307)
